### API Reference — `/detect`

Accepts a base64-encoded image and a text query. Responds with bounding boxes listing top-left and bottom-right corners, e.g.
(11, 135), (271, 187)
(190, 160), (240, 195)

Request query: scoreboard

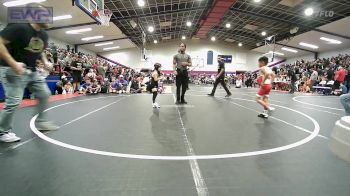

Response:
(218, 55), (232, 63)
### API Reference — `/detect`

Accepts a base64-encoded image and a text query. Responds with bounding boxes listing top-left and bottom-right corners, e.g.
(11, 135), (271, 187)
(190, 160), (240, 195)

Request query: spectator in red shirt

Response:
(334, 66), (346, 90)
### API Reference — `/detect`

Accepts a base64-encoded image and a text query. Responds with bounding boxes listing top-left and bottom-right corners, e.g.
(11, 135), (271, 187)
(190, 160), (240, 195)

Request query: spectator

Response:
(53, 62), (63, 75)
(100, 78), (110, 93)
(90, 80), (101, 94)
(86, 68), (97, 80)
(110, 77), (117, 93)
(63, 81), (74, 94)
(79, 78), (92, 94)
(50, 43), (58, 63)
(288, 69), (297, 93)
(310, 68), (318, 92)
(327, 67), (334, 81)
(130, 76), (142, 93)
(115, 75), (128, 94)
(97, 63), (107, 78)
(70, 57), (83, 92)
(334, 66), (346, 90)
(345, 66), (350, 92)
(55, 75), (69, 94)
(36, 60), (49, 79)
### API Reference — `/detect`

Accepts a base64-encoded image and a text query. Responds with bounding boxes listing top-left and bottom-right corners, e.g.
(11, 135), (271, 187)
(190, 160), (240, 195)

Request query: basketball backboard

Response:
(192, 57), (204, 68)
(74, 0), (104, 24)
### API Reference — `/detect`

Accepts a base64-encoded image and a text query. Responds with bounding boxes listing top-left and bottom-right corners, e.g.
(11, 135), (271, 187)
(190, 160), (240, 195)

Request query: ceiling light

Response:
(137, 0), (145, 7)
(281, 47), (298, 53)
(253, 0), (262, 2)
(225, 38), (235, 43)
(299, 42), (319, 49)
(261, 31), (267, 36)
(148, 26), (154, 33)
(238, 43), (243, 47)
(225, 23), (231, 28)
(81, 36), (104, 41)
(304, 8), (314, 16)
(320, 37), (342, 44)
(3, 0), (46, 7)
(211, 36), (216, 41)
(186, 21), (192, 27)
(103, 46), (120, 51)
(153, 40), (158, 44)
(95, 42), (114, 46)
(269, 51), (284, 56)
(53, 15), (72, 21)
(66, 28), (92, 34)
(129, 20), (137, 28)
(182, 36), (186, 40)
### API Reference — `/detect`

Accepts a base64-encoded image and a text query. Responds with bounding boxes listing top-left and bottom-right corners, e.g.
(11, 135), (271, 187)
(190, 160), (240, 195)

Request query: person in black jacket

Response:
(288, 69), (297, 94)
(208, 56), (232, 97)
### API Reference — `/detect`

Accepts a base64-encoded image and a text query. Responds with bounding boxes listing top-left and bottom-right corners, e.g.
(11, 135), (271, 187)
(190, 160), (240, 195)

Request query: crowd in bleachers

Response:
(271, 53), (350, 95)
(41, 43), (350, 96)
(41, 43), (151, 95)
(184, 53), (350, 96)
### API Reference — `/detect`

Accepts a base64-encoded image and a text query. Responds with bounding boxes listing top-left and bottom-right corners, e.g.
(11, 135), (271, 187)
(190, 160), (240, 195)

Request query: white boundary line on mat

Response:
(293, 96), (344, 111)
(29, 96), (320, 160)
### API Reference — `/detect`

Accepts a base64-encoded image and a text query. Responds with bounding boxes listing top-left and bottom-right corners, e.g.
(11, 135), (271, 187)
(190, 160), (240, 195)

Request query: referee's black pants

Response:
(176, 69), (188, 102)
(211, 77), (231, 95)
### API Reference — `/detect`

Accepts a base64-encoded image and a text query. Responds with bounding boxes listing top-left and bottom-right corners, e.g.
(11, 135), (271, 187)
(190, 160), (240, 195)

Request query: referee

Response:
(173, 43), (192, 104)
(208, 56), (231, 97)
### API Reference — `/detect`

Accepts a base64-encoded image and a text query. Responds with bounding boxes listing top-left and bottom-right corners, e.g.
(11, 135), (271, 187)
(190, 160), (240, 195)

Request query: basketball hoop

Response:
(97, 9), (112, 26)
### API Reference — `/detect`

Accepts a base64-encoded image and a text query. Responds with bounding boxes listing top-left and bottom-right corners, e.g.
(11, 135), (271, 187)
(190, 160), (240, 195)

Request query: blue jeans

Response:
(340, 94), (350, 116)
(0, 67), (51, 134)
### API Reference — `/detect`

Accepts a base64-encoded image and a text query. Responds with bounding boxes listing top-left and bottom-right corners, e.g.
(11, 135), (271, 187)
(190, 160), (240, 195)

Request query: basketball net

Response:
(190, 57), (204, 71)
(264, 35), (276, 62)
(97, 9), (112, 26)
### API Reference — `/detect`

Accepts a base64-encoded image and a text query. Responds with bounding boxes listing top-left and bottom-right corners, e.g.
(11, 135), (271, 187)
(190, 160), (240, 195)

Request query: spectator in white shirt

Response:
(310, 68), (318, 91)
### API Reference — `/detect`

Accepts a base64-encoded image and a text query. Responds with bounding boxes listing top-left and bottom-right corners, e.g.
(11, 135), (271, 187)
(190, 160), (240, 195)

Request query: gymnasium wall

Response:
(100, 40), (283, 72)
(318, 47), (350, 59)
